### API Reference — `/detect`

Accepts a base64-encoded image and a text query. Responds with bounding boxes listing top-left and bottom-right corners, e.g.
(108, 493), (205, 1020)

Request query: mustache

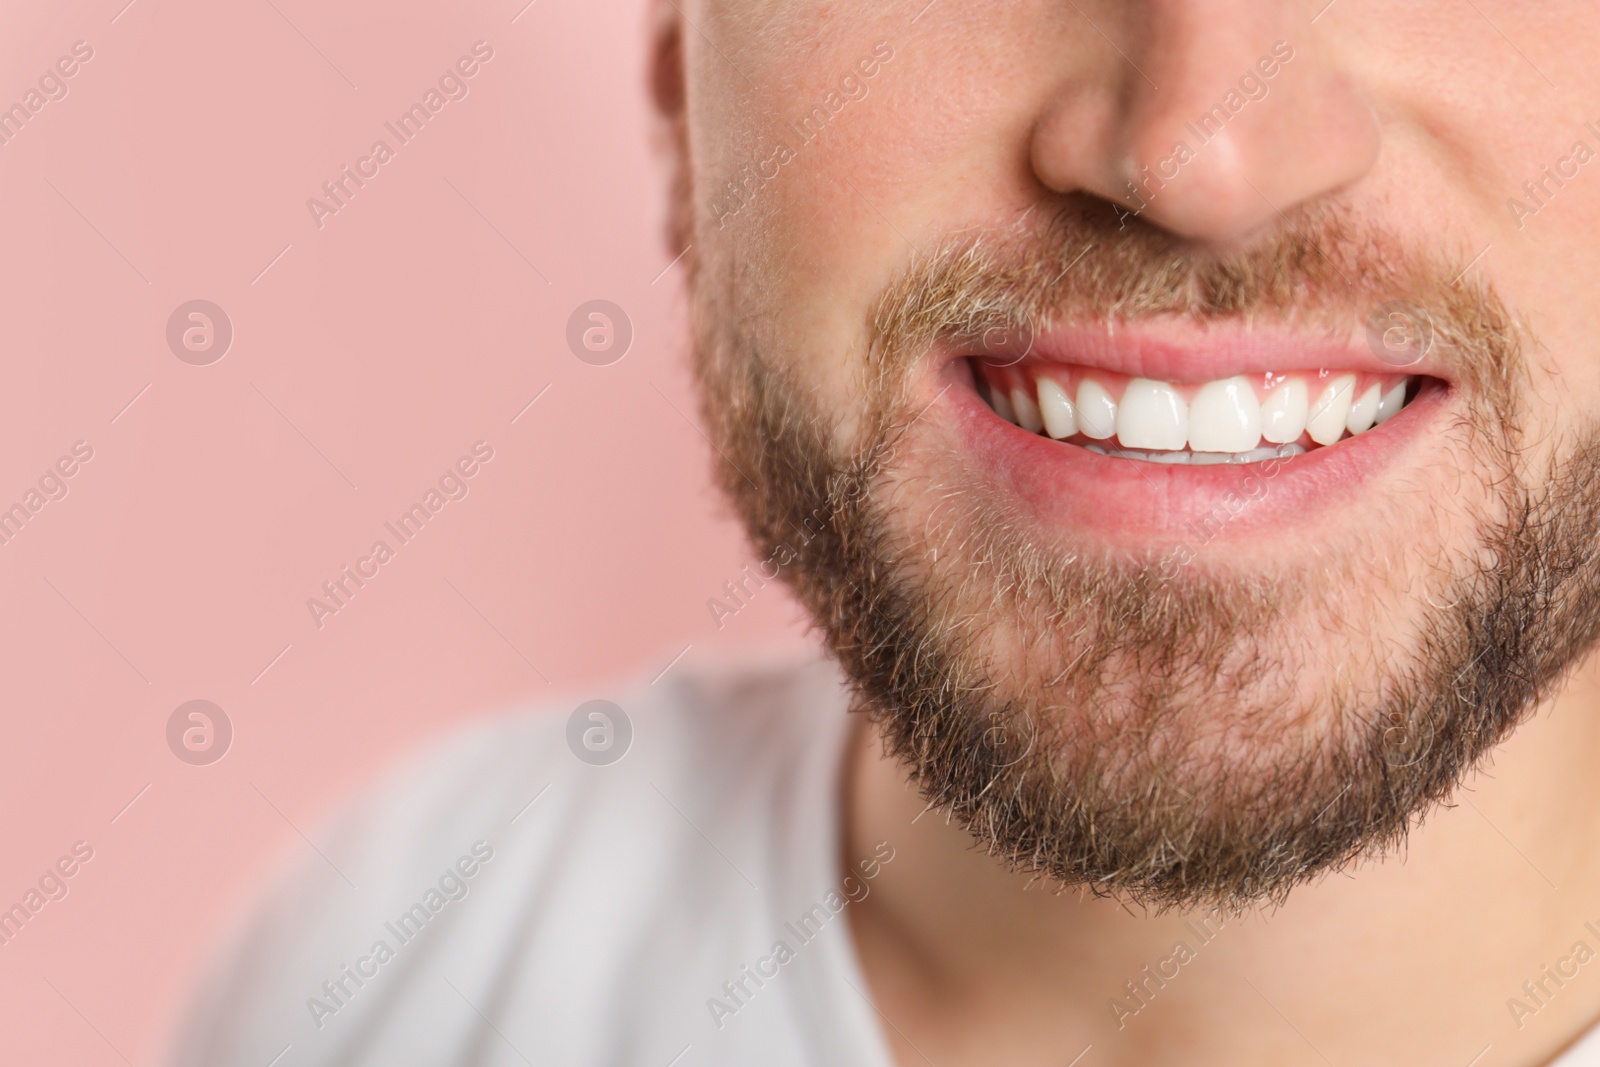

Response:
(866, 199), (1523, 409)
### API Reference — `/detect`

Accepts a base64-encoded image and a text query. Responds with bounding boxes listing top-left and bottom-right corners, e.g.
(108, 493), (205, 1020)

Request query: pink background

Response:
(0, 0), (807, 1062)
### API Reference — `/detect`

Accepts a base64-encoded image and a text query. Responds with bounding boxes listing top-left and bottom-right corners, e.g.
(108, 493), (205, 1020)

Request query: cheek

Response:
(689, 19), (1070, 424)
(1469, 196), (1600, 434)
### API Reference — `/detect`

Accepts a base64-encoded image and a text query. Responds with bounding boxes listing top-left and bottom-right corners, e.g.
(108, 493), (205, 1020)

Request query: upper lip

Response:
(956, 318), (1445, 383)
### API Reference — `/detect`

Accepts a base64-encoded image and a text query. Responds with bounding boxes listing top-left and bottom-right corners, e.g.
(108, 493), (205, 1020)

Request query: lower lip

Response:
(933, 360), (1450, 547)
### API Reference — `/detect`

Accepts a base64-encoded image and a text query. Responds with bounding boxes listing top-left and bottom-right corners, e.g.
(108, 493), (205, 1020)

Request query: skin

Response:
(650, 1), (1600, 1063)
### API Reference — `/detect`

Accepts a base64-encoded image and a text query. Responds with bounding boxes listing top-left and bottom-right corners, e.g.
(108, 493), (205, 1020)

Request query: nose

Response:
(1030, 2), (1380, 242)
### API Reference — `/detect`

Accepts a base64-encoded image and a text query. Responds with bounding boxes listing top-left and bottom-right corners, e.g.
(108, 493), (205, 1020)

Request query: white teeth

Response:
(1076, 379), (1118, 440)
(1306, 375), (1356, 446)
(1347, 383), (1381, 435)
(1117, 378), (1188, 450)
(1375, 380), (1408, 424)
(1011, 386), (1044, 433)
(1188, 376), (1261, 453)
(1086, 441), (1306, 465)
(1036, 376), (1078, 439)
(982, 365), (1416, 454)
(989, 385), (1015, 424)
(1260, 379), (1308, 445)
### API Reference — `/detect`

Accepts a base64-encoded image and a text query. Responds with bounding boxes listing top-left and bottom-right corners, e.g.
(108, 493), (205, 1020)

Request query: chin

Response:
(691, 206), (1600, 910)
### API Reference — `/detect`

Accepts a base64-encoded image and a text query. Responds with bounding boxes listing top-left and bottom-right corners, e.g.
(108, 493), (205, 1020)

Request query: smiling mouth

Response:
(969, 357), (1432, 465)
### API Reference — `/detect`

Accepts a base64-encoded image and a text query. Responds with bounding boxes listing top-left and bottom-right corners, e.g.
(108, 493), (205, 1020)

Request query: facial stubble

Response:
(687, 201), (1600, 911)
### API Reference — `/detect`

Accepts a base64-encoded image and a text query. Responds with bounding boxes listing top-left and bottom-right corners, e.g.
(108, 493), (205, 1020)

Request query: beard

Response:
(684, 197), (1600, 912)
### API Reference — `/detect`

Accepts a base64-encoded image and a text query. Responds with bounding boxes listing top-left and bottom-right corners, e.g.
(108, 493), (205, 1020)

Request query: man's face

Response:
(661, 1), (1600, 908)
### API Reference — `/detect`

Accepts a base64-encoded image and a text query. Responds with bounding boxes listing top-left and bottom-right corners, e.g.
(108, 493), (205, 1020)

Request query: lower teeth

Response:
(1082, 443), (1307, 465)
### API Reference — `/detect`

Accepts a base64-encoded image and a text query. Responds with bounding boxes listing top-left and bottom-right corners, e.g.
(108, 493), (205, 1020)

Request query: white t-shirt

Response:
(169, 654), (1600, 1067)
(170, 655), (897, 1067)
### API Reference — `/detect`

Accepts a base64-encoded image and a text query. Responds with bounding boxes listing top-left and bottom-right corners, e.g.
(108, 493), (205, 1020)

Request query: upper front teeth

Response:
(1036, 376), (1077, 438)
(1010, 385), (1044, 434)
(1261, 379), (1307, 444)
(1375, 380), (1406, 424)
(1118, 379), (1189, 451)
(1075, 379), (1118, 440)
(977, 364), (1418, 457)
(1347, 383), (1381, 435)
(1188, 377), (1260, 453)
(1306, 374), (1355, 446)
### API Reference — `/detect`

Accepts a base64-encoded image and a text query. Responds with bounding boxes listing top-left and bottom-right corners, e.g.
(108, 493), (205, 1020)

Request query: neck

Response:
(844, 658), (1600, 1067)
